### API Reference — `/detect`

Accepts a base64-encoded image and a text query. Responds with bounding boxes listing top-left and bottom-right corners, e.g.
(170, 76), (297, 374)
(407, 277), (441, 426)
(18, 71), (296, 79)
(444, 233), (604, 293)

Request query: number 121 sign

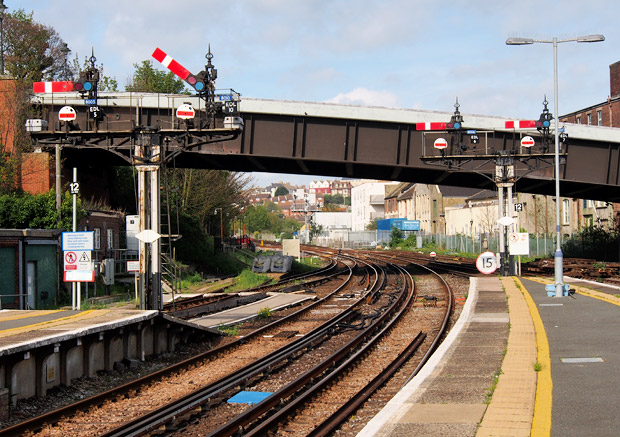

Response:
(476, 251), (498, 275)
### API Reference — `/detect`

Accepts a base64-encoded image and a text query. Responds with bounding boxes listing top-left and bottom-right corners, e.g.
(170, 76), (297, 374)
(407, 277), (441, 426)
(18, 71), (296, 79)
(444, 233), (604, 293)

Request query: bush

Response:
(257, 307), (272, 319)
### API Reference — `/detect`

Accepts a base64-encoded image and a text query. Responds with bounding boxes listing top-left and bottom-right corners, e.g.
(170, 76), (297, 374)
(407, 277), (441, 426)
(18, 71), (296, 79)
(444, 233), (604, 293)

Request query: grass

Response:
(218, 325), (239, 336)
(485, 368), (504, 404)
(227, 270), (273, 292)
(533, 362), (542, 372)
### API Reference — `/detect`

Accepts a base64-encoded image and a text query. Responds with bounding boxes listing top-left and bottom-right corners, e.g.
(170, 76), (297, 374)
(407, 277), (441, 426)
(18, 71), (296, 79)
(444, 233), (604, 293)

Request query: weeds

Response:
(257, 307), (272, 319)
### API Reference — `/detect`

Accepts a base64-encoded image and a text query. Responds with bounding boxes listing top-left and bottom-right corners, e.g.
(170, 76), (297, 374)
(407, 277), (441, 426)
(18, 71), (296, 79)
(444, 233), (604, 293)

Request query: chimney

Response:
(610, 61), (620, 98)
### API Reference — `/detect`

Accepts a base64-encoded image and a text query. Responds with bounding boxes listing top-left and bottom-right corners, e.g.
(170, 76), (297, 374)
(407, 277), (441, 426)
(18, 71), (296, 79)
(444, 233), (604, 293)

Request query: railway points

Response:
(2, 254), (620, 435)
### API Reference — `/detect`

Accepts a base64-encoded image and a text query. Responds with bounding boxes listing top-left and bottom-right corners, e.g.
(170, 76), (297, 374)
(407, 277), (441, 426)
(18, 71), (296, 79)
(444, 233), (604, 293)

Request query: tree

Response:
(3, 9), (69, 82)
(274, 186), (289, 197)
(69, 54), (118, 92)
(366, 218), (379, 230)
(126, 60), (186, 94)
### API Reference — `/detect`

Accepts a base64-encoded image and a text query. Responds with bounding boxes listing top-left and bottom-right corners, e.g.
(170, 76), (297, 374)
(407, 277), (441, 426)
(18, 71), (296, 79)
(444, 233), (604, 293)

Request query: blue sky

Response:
(11, 0), (616, 187)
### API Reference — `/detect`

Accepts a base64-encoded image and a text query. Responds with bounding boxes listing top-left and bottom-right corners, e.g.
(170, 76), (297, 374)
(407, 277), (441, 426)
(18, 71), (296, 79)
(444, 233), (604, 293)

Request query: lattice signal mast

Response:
(27, 46), (243, 311)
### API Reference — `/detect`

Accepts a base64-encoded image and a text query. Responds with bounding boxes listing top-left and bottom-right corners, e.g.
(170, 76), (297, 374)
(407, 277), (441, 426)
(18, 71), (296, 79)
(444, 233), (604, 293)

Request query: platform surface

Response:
(0, 309), (159, 355)
(359, 275), (620, 436)
(189, 292), (315, 328)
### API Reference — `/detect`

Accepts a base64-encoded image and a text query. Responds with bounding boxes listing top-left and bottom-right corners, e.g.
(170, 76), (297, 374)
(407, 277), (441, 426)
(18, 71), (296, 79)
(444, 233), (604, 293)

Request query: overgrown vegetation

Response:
(257, 307), (272, 319)
(562, 226), (620, 261)
(227, 270), (272, 292)
(0, 189), (85, 230)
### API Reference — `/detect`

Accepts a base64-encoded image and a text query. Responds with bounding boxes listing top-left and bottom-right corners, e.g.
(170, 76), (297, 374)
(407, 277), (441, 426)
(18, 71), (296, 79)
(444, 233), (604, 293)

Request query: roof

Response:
(438, 185), (485, 198)
(385, 182), (412, 199)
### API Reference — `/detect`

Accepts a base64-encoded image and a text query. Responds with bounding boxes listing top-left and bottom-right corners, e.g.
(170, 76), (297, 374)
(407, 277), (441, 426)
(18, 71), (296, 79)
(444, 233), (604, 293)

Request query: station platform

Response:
(0, 308), (221, 408)
(359, 275), (620, 436)
(189, 292), (316, 328)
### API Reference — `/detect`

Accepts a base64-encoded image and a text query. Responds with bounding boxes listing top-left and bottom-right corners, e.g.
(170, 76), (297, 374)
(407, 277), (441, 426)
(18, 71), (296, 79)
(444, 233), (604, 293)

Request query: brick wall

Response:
(21, 152), (53, 194)
(610, 61), (620, 98)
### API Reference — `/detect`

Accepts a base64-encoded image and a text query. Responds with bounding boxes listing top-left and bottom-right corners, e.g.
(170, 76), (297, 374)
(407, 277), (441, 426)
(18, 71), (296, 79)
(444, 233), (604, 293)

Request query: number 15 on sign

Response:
(476, 251), (497, 275)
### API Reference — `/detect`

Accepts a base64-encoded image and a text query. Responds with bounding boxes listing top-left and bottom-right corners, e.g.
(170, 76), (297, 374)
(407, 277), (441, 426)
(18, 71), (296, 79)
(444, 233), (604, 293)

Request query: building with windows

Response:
(309, 180), (331, 195)
(351, 181), (396, 231)
(330, 179), (352, 198)
(560, 61), (620, 127)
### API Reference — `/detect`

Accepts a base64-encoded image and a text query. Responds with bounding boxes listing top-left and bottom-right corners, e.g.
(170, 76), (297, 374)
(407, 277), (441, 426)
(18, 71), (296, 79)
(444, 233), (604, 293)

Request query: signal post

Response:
(29, 47), (243, 310)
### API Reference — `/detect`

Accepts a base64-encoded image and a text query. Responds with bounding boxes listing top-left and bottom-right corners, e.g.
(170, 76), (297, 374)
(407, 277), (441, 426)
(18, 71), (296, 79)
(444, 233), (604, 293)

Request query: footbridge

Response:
(30, 93), (620, 201)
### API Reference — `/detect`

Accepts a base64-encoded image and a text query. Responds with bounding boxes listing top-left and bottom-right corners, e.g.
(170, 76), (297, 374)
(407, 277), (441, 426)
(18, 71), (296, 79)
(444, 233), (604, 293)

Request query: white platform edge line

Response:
(357, 277), (479, 436)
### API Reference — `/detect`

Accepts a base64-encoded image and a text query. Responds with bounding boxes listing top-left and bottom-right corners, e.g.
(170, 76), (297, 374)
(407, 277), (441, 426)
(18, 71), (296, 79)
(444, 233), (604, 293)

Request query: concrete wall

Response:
(0, 315), (217, 416)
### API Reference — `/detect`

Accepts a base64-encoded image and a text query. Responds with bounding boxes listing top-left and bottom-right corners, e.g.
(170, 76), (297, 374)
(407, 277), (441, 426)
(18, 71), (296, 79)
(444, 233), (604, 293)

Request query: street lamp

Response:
(506, 34), (605, 297)
(0, 0), (8, 75)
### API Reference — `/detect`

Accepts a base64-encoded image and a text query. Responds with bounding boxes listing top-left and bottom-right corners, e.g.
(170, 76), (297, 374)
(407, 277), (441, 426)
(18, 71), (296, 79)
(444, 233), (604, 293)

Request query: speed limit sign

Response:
(476, 251), (497, 275)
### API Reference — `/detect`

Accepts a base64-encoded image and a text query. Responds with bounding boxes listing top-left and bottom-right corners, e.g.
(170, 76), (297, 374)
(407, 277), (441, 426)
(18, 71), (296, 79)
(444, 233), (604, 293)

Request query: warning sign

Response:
(64, 250), (93, 272)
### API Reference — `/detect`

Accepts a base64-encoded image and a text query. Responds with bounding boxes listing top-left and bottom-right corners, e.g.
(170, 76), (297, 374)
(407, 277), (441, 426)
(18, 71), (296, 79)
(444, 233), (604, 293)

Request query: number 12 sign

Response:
(476, 251), (498, 275)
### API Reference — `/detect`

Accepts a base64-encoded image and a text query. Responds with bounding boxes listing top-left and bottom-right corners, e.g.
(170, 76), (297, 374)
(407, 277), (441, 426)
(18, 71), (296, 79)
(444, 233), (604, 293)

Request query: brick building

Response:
(560, 61), (620, 127)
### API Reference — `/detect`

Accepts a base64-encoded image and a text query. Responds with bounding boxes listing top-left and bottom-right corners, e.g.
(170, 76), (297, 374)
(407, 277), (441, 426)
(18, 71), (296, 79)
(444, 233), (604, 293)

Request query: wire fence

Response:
(315, 230), (558, 258)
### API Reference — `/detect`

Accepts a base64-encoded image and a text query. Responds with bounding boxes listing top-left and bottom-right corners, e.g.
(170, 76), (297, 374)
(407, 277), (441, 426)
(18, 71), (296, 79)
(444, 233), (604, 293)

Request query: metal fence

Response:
(314, 230), (558, 258)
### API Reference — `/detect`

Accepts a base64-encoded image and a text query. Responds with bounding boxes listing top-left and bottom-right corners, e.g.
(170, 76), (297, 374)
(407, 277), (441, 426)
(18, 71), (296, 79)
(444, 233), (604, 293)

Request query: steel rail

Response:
(0, 259), (365, 436)
(209, 262), (408, 437)
(100, 260), (383, 437)
(243, 263), (417, 437)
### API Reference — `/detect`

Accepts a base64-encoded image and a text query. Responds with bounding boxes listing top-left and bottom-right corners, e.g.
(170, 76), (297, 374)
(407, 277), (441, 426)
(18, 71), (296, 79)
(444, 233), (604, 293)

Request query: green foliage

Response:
(366, 218), (378, 230)
(180, 271), (204, 289)
(562, 226), (620, 261)
(0, 190), (84, 230)
(4, 9), (63, 81)
(274, 186), (289, 196)
(218, 325), (239, 336)
(228, 269), (272, 291)
(242, 204), (299, 236)
(324, 194), (350, 205)
(126, 60), (186, 93)
(173, 212), (213, 264)
(390, 226), (404, 246)
(257, 307), (272, 319)
(0, 151), (20, 194)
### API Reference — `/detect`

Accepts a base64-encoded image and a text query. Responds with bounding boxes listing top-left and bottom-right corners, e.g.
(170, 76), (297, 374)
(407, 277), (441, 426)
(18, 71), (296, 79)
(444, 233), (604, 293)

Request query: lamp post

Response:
(506, 34), (604, 297)
(0, 0), (7, 75)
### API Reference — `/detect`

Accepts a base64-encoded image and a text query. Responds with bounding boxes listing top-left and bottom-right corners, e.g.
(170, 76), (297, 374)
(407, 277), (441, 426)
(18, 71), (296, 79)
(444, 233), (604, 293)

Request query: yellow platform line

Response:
(0, 310), (60, 322)
(515, 276), (552, 436)
(0, 310), (99, 337)
(528, 276), (620, 307)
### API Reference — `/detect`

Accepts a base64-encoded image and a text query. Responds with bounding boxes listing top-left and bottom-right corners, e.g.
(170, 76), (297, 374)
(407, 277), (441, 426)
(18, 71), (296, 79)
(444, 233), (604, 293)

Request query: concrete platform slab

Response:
(190, 292), (315, 328)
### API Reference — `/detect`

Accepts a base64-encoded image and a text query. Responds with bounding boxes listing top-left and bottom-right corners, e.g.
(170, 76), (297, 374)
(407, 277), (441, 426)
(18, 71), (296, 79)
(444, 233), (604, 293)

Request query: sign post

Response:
(476, 251), (498, 275)
(509, 232), (530, 275)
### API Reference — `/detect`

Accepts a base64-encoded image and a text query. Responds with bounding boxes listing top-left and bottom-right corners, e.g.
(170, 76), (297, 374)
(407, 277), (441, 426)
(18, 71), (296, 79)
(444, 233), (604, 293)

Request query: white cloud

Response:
(326, 88), (400, 107)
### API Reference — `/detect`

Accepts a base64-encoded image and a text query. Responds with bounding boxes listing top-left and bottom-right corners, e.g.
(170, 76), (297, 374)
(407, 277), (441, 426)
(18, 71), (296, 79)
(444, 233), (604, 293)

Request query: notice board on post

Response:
(282, 239), (301, 259)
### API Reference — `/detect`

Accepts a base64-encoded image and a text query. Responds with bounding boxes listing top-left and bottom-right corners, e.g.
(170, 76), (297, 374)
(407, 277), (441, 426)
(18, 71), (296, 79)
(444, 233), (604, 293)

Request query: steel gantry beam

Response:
(29, 95), (620, 202)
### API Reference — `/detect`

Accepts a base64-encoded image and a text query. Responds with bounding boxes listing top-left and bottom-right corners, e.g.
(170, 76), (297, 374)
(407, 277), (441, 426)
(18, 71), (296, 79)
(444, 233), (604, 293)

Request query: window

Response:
(577, 116), (582, 124)
(587, 113), (592, 125)
(94, 228), (101, 250)
(562, 199), (570, 225)
(597, 110), (603, 126)
(107, 229), (114, 250)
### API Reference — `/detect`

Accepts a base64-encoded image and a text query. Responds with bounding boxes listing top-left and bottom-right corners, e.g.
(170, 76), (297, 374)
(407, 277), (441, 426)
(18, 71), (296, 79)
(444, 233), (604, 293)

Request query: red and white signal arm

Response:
(434, 138), (448, 149)
(58, 106), (77, 121)
(176, 103), (195, 119)
(505, 120), (536, 129)
(521, 136), (535, 147)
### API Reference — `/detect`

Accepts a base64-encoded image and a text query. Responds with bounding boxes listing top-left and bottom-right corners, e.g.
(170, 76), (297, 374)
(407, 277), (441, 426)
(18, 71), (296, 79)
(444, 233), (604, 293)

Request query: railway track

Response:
(1, 258), (374, 436)
(2, 250), (466, 436)
(126, 256), (454, 436)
